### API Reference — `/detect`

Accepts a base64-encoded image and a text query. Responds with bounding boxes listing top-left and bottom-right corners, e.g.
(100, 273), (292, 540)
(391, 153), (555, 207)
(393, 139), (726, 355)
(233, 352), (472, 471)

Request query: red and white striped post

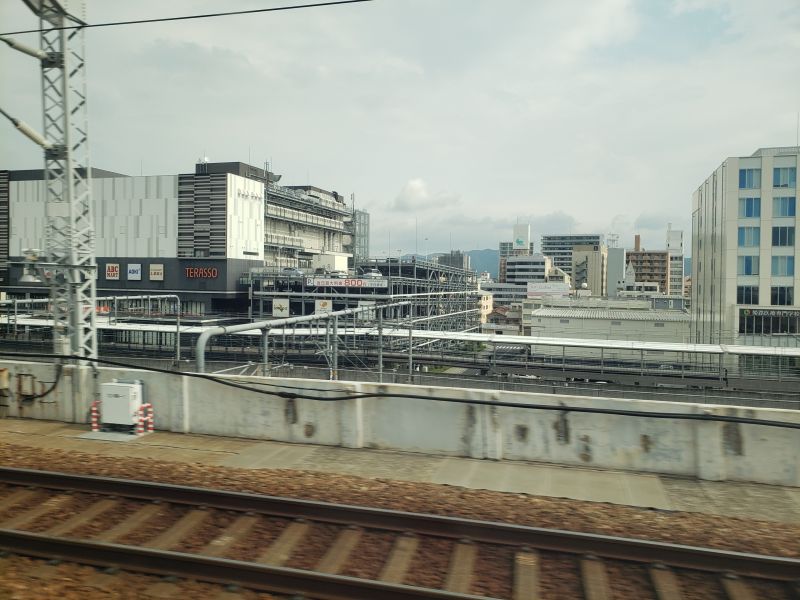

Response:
(137, 403), (154, 435)
(90, 400), (100, 432)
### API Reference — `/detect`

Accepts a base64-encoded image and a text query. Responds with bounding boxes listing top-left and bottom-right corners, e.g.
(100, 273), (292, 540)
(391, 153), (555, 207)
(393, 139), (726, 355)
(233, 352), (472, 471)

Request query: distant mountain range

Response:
(466, 249), (500, 277)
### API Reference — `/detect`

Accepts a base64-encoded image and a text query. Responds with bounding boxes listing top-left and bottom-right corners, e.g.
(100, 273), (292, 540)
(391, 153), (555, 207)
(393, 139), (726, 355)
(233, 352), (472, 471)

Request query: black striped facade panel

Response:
(177, 173), (228, 258)
(0, 171), (8, 284)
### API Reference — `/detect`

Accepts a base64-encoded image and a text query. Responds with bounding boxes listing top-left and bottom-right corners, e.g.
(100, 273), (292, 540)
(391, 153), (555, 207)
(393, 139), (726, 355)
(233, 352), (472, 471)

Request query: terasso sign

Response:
(185, 267), (219, 279)
(306, 278), (388, 288)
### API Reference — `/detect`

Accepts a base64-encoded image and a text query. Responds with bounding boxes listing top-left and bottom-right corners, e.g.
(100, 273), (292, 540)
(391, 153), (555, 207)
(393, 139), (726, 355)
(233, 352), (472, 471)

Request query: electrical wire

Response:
(6, 351), (800, 430)
(0, 0), (374, 36)
(2, 350), (800, 430)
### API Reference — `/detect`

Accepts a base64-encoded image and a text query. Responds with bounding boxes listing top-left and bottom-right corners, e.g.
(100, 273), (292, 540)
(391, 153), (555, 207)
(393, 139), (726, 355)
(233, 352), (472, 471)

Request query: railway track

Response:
(0, 467), (797, 599)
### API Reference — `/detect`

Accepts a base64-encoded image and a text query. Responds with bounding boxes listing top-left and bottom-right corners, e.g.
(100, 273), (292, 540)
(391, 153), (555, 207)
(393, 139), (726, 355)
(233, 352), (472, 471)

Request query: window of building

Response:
(772, 226), (795, 246)
(739, 168), (761, 189)
(771, 286), (794, 306)
(737, 255), (759, 275)
(737, 226), (760, 247)
(773, 197), (796, 217)
(559, 319), (570, 324)
(738, 197), (760, 217)
(611, 320), (621, 325)
(771, 255), (795, 276)
(736, 285), (759, 304)
(654, 323), (665, 327)
(773, 167), (797, 188)
(739, 313), (800, 335)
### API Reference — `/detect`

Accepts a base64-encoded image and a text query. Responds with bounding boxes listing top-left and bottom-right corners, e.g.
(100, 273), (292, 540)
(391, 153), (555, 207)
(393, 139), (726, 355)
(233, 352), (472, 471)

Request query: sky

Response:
(1, 0), (799, 257)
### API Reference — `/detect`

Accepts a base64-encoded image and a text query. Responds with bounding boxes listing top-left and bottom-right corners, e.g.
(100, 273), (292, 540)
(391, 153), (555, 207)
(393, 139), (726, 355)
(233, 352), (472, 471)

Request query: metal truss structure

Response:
(30, 0), (98, 359)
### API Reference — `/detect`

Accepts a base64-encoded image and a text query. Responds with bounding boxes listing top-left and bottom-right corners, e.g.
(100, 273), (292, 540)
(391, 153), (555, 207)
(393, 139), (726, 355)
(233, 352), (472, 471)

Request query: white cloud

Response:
(1, 0), (798, 255)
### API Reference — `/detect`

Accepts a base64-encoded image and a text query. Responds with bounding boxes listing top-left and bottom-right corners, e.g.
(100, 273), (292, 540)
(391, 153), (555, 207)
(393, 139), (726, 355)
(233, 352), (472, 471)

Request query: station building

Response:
(0, 161), (363, 315)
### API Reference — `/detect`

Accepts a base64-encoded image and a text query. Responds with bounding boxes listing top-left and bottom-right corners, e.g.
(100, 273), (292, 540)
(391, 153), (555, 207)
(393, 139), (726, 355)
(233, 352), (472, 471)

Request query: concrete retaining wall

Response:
(0, 359), (798, 486)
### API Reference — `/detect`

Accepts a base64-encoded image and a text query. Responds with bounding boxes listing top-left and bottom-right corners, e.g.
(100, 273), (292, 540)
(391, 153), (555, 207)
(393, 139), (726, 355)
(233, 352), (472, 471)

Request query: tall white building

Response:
(666, 224), (685, 297)
(692, 146), (799, 345)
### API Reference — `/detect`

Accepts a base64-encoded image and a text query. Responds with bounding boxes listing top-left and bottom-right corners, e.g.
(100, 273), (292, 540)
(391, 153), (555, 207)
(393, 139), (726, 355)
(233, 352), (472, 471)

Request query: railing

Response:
(264, 233), (304, 248)
(266, 205), (347, 232)
(267, 183), (352, 215)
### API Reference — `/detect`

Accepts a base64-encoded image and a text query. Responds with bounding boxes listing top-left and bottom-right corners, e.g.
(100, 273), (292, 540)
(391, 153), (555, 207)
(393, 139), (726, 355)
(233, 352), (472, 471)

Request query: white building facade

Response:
(692, 147), (799, 345)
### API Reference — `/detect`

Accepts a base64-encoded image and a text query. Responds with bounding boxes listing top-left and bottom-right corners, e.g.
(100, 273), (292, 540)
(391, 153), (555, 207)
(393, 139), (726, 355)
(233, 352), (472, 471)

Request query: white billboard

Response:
(315, 299), (333, 314)
(512, 224), (531, 250)
(272, 300), (290, 318)
(149, 263), (164, 281)
(306, 278), (388, 288)
(527, 282), (571, 298)
(105, 263), (120, 280)
(127, 264), (142, 281)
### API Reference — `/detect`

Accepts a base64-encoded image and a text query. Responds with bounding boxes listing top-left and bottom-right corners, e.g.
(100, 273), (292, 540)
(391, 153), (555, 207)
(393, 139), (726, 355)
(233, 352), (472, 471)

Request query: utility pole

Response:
(1, 0), (98, 361)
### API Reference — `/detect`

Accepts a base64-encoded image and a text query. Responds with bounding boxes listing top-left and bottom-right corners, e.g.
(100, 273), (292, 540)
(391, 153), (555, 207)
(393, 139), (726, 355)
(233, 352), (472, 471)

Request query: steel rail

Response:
(0, 529), (491, 600)
(1, 467), (798, 580)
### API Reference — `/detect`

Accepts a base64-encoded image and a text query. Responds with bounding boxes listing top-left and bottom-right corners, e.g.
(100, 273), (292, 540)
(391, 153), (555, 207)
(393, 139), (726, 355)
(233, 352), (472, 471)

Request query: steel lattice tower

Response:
(29, 0), (97, 359)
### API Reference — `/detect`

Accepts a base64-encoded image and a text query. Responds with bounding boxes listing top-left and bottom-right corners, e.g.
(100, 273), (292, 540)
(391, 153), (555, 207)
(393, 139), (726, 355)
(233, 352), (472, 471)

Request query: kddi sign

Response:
(185, 266), (220, 279)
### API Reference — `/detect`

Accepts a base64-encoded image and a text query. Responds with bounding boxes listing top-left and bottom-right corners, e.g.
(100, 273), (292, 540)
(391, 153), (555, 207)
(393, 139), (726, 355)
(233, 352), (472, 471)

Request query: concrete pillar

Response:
(340, 390), (364, 449)
(694, 409), (726, 481)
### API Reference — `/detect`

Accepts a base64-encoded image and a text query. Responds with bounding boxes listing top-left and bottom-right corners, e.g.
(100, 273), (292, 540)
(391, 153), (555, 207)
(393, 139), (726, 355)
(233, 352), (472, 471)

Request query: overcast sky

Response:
(2, 0), (799, 256)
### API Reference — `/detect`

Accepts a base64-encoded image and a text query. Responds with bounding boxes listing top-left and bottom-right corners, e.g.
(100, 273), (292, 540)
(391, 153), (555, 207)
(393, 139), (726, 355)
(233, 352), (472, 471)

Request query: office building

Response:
(692, 146), (799, 345)
(498, 224), (534, 282)
(540, 233), (604, 276)
(484, 253), (570, 307)
(571, 244), (608, 296)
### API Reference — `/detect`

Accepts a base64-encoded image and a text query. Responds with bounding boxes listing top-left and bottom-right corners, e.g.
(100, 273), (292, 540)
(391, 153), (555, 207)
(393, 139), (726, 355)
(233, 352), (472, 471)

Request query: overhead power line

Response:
(0, 0), (374, 36)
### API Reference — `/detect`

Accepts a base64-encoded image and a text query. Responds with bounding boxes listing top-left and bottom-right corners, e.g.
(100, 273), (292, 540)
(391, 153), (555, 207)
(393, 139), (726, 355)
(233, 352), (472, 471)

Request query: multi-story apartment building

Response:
(540, 233), (604, 276)
(571, 244), (608, 296)
(692, 146), (799, 345)
(626, 235), (670, 296)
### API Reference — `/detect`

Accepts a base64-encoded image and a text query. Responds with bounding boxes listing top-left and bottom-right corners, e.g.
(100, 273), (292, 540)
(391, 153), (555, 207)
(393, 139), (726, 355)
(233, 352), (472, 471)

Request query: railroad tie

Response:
(202, 514), (259, 557)
(0, 494), (71, 530)
(720, 574), (757, 600)
(317, 525), (363, 574)
(379, 533), (419, 584)
(513, 549), (540, 600)
(147, 509), (209, 550)
(93, 503), (163, 543)
(0, 489), (38, 514)
(444, 539), (478, 594)
(649, 564), (684, 600)
(257, 519), (311, 566)
(580, 555), (613, 600)
(47, 498), (119, 537)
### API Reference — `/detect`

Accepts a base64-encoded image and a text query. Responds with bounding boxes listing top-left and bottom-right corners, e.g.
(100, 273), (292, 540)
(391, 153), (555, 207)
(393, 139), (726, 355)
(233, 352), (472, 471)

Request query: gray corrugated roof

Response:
(530, 307), (690, 322)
